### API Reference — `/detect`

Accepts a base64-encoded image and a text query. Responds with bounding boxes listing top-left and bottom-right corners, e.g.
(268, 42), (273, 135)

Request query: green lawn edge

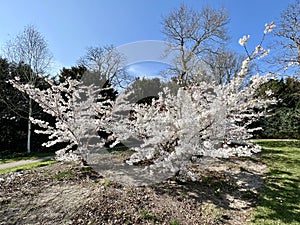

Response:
(0, 152), (55, 164)
(252, 139), (300, 225)
(0, 160), (57, 175)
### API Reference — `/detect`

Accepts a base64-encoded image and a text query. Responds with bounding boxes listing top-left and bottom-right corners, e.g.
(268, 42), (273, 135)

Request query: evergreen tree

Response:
(253, 77), (300, 139)
(0, 58), (54, 156)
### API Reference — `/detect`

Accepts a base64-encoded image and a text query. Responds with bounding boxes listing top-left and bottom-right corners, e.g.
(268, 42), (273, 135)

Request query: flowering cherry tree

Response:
(107, 75), (275, 176)
(10, 77), (112, 162)
(105, 23), (277, 178)
(9, 23), (276, 183)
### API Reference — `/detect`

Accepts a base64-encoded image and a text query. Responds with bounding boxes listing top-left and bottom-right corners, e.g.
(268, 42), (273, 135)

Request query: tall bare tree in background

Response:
(78, 45), (133, 88)
(2, 25), (52, 153)
(161, 4), (230, 85)
(203, 48), (243, 85)
(272, 0), (300, 75)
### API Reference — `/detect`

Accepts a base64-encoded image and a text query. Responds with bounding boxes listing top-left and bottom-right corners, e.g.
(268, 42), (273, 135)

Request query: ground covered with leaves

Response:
(0, 152), (268, 225)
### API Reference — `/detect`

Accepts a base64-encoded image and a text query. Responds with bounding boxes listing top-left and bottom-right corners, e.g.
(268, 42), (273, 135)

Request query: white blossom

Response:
(106, 73), (275, 177)
(238, 35), (250, 46)
(264, 21), (276, 34)
(9, 77), (112, 162)
(258, 49), (270, 59)
(238, 57), (251, 78)
(265, 90), (273, 96)
(8, 27), (277, 184)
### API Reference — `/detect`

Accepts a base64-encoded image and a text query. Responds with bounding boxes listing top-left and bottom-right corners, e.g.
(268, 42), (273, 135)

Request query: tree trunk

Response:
(27, 98), (32, 154)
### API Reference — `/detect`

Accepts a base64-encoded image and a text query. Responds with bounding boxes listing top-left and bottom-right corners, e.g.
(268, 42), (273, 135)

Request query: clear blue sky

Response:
(0, 0), (295, 76)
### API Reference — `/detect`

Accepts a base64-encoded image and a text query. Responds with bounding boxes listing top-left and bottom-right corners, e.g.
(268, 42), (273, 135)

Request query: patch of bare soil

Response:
(0, 155), (267, 225)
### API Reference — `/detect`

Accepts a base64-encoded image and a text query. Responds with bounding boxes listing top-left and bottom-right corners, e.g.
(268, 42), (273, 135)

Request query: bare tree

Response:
(203, 48), (243, 85)
(161, 4), (229, 85)
(272, 0), (300, 75)
(2, 25), (52, 153)
(78, 45), (132, 88)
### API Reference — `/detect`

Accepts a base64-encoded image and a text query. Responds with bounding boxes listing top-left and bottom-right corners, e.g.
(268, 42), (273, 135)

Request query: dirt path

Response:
(0, 155), (267, 225)
(0, 156), (54, 170)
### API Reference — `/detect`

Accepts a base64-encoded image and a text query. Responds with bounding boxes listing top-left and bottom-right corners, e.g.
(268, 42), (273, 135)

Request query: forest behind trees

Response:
(0, 1), (299, 157)
(253, 77), (300, 139)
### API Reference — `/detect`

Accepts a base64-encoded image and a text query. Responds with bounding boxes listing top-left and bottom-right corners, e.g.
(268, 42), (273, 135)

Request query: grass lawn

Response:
(0, 160), (57, 175)
(253, 140), (300, 225)
(0, 152), (55, 164)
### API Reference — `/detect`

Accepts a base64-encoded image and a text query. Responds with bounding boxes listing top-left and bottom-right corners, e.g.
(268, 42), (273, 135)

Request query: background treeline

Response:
(0, 58), (51, 156)
(1, 0), (299, 156)
(253, 77), (300, 139)
(0, 61), (94, 157)
(1, 54), (299, 158)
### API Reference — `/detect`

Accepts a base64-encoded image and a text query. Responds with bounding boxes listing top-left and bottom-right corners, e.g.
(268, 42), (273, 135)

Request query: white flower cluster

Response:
(238, 35), (250, 47)
(264, 22), (276, 34)
(10, 77), (113, 162)
(238, 22), (275, 61)
(10, 69), (275, 179)
(8, 24), (277, 181)
(106, 70), (275, 175)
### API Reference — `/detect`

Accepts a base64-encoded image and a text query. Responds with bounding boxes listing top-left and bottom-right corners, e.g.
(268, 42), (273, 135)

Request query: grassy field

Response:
(0, 160), (57, 175)
(0, 151), (56, 174)
(0, 152), (54, 164)
(253, 140), (300, 225)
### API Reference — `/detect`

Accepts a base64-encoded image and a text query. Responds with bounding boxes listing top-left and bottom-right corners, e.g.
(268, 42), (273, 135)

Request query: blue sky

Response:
(0, 0), (295, 76)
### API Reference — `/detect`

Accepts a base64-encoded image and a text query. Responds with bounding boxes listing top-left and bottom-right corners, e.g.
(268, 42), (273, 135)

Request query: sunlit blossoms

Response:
(9, 77), (113, 162)
(238, 35), (250, 46)
(105, 66), (275, 175)
(9, 23), (277, 183)
(239, 22), (274, 60)
(264, 21), (276, 34)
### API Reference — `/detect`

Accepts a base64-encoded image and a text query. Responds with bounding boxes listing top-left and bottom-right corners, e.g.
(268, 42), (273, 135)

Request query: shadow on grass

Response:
(254, 140), (300, 148)
(253, 141), (300, 224)
(255, 175), (300, 224)
(0, 152), (55, 164)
